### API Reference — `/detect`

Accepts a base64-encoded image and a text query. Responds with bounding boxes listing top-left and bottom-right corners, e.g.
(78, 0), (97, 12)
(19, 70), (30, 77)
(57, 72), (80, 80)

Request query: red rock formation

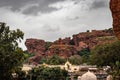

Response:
(73, 29), (114, 49)
(25, 29), (114, 63)
(53, 37), (71, 45)
(25, 38), (45, 63)
(110, 0), (120, 40)
(25, 38), (45, 55)
(46, 45), (77, 58)
(78, 41), (88, 50)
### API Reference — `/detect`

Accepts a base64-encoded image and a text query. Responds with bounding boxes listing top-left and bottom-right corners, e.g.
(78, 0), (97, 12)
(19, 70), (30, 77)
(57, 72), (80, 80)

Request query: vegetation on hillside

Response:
(27, 66), (68, 80)
(90, 40), (120, 79)
(40, 55), (66, 65)
(77, 48), (91, 64)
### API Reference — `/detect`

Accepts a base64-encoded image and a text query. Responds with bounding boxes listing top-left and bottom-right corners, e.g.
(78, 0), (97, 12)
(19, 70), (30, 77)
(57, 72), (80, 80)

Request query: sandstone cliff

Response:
(73, 29), (113, 49)
(25, 38), (45, 63)
(110, 0), (120, 40)
(25, 29), (115, 64)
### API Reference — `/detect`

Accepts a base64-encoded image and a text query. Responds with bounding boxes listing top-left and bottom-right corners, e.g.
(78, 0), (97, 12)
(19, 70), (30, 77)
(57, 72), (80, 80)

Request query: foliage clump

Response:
(90, 40), (120, 79)
(0, 22), (25, 80)
(27, 66), (68, 80)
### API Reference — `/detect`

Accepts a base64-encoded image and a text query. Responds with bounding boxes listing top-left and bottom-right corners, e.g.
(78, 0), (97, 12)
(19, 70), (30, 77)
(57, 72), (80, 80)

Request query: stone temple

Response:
(78, 71), (97, 80)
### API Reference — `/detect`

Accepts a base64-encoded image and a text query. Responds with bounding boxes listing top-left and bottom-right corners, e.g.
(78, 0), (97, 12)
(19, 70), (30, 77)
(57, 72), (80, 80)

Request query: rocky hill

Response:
(25, 28), (115, 64)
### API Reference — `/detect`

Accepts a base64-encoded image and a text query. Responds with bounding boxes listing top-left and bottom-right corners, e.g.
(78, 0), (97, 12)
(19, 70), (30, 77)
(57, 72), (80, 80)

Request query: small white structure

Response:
(64, 61), (72, 70)
(45, 61), (80, 72)
(22, 64), (33, 74)
(81, 71), (97, 80)
(64, 61), (80, 72)
(38, 61), (98, 73)
(78, 76), (81, 80)
(106, 75), (113, 80)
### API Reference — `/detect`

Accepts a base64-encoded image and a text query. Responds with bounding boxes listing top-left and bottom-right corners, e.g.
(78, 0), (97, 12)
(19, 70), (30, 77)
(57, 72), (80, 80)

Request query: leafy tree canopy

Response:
(46, 55), (66, 65)
(77, 48), (91, 64)
(0, 22), (25, 80)
(68, 55), (82, 65)
(90, 40), (120, 67)
(27, 66), (68, 80)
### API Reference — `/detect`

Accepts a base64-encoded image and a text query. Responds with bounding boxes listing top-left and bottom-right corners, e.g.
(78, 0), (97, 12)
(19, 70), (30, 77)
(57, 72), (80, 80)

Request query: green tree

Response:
(68, 55), (82, 65)
(90, 40), (120, 79)
(24, 51), (35, 63)
(46, 55), (66, 65)
(44, 42), (52, 50)
(90, 41), (120, 67)
(39, 57), (47, 64)
(78, 48), (91, 64)
(78, 48), (90, 56)
(16, 69), (26, 80)
(27, 66), (68, 80)
(111, 61), (120, 80)
(0, 22), (25, 80)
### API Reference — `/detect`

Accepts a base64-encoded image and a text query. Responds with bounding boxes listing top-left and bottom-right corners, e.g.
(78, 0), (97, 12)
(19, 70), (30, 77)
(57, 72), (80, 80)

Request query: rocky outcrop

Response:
(25, 39), (46, 63)
(46, 37), (77, 58)
(110, 0), (120, 40)
(46, 45), (77, 58)
(25, 29), (114, 64)
(25, 38), (45, 55)
(73, 29), (114, 49)
(53, 37), (71, 45)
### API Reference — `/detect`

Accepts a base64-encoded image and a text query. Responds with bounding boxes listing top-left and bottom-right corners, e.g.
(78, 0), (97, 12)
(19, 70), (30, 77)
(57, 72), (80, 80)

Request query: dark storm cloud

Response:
(0, 0), (64, 15)
(90, 0), (109, 10)
(22, 5), (57, 15)
(73, 0), (109, 10)
(0, 0), (30, 11)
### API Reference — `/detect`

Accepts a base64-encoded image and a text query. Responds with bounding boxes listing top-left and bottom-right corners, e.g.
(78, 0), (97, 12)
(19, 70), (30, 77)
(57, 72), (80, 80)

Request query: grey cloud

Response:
(0, 0), (30, 11)
(0, 0), (109, 15)
(66, 16), (80, 20)
(0, 0), (64, 15)
(90, 0), (109, 10)
(42, 25), (60, 32)
(73, 0), (109, 10)
(22, 4), (57, 15)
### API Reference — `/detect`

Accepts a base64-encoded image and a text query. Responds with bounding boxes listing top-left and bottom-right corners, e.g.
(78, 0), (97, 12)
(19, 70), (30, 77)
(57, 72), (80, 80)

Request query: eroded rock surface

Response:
(25, 29), (114, 64)
(110, 0), (120, 40)
(46, 45), (77, 58)
(25, 38), (45, 63)
(25, 38), (45, 54)
(73, 30), (113, 49)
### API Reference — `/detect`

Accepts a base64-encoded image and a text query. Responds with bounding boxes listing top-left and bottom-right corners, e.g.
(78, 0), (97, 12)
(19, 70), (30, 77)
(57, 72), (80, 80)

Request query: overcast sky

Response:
(0, 0), (112, 50)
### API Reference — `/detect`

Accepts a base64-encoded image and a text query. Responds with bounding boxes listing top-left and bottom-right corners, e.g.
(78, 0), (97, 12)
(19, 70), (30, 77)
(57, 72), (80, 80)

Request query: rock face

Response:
(45, 38), (77, 58)
(46, 45), (77, 58)
(110, 0), (120, 40)
(25, 29), (114, 64)
(25, 38), (45, 54)
(25, 39), (45, 63)
(73, 30), (113, 49)
(53, 37), (71, 45)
